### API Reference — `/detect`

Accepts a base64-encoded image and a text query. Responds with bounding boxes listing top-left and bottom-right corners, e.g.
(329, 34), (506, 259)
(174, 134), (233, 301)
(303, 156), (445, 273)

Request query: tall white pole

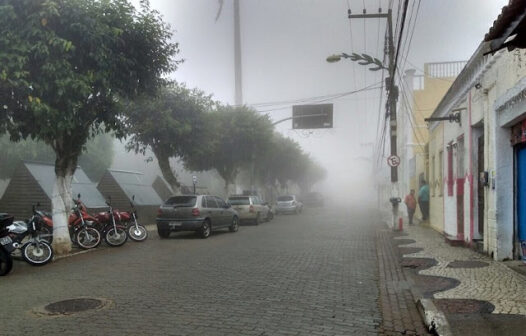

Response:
(234, 0), (243, 106)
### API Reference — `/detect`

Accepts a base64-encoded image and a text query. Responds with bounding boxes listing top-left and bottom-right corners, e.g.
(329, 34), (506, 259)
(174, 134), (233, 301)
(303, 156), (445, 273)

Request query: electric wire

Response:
(396, 68), (427, 154)
(254, 82), (383, 113)
(399, 0), (420, 74)
(374, 28), (389, 164)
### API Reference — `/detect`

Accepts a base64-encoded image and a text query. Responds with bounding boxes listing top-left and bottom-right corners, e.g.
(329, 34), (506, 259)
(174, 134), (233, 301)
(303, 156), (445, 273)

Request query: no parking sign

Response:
(387, 155), (400, 167)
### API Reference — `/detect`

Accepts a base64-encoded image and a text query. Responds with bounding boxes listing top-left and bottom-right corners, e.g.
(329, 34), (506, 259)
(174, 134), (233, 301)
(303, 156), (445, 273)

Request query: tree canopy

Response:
(185, 105), (275, 193)
(0, 0), (179, 254)
(125, 83), (215, 192)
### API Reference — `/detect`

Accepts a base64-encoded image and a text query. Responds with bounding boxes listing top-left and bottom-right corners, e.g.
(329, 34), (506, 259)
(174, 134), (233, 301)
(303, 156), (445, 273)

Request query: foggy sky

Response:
(127, 0), (508, 194)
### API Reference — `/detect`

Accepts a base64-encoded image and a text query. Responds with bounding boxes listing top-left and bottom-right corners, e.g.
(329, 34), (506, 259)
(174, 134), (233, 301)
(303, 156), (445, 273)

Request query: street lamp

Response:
(326, 54), (343, 63)
(326, 52), (386, 71)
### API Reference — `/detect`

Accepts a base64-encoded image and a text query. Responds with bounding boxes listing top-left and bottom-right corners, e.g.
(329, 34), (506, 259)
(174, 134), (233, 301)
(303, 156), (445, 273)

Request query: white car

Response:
(275, 195), (303, 215)
(227, 195), (272, 224)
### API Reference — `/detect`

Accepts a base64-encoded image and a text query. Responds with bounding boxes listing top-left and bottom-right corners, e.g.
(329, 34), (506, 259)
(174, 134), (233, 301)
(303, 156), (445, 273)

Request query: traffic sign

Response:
(387, 155), (400, 167)
(192, 175), (197, 184)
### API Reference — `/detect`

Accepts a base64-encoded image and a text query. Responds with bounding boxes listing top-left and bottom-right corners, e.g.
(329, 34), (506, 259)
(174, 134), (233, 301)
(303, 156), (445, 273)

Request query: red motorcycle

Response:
(121, 195), (148, 242)
(94, 197), (128, 247)
(33, 196), (102, 249)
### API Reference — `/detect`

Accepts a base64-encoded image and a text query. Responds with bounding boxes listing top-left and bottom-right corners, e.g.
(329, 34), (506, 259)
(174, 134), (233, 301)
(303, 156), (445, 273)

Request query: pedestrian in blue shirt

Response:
(418, 181), (430, 221)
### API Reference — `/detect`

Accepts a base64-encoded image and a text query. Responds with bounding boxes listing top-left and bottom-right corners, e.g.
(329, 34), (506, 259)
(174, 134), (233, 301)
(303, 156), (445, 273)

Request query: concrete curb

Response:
(53, 245), (106, 261)
(50, 224), (157, 262)
(392, 220), (453, 336)
(403, 264), (453, 335)
(416, 298), (453, 336)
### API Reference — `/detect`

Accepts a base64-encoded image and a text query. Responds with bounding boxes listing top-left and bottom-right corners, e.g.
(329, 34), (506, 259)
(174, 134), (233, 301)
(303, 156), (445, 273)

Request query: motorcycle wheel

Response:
(75, 227), (101, 249)
(40, 225), (53, 244)
(0, 249), (13, 276)
(127, 224), (148, 242)
(105, 227), (128, 247)
(22, 241), (53, 266)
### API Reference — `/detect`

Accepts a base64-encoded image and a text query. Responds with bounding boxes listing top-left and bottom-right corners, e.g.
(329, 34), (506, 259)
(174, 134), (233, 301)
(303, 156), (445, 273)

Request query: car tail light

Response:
(249, 205), (255, 213)
(192, 208), (200, 217)
(157, 208), (163, 216)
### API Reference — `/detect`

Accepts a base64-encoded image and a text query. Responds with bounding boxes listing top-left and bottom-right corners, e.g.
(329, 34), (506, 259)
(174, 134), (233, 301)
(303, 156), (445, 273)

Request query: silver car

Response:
(227, 195), (272, 224)
(156, 195), (239, 239)
(275, 195), (303, 215)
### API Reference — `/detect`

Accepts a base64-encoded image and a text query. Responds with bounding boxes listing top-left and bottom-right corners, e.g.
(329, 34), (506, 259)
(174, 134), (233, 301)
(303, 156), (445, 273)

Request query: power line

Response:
(392, 0), (410, 82)
(396, 68), (427, 152)
(399, 0), (420, 74)
(254, 82), (383, 113)
(239, 81), (382, 108)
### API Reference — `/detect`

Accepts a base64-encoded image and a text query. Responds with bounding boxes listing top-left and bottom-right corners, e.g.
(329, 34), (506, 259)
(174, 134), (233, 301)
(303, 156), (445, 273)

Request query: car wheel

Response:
(229, 216), (239, 232)
(157, 226), (170, 238)
(200, 220), (211, 239)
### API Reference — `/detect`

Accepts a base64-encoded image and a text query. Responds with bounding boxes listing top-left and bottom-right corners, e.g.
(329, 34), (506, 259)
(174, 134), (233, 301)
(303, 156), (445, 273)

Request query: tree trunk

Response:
(154, 148), (180, 195)
(224, 179), (230, 199)
(51, 156), (76, 255)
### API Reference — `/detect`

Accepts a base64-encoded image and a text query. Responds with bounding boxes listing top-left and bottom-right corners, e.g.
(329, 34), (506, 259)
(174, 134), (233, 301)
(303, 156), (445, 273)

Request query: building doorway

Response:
(456, 137), (465, 240)
(516, 145), (526, 256)
(478, 135), (484, 236)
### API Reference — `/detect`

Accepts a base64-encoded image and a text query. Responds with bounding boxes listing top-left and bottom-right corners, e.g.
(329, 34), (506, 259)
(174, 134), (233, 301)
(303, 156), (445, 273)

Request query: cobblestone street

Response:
(0, 207), (427, 335)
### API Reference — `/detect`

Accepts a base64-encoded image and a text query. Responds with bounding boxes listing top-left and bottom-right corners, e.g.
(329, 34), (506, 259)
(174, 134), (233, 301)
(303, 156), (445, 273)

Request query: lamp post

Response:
(327, 9), (401, 230)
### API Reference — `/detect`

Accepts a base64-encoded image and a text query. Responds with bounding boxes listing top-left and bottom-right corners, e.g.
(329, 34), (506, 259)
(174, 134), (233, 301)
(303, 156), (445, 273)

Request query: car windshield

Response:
(228, 197), (250, 205)
(277, 196), (294, 202)
(164, 196), (197, 207)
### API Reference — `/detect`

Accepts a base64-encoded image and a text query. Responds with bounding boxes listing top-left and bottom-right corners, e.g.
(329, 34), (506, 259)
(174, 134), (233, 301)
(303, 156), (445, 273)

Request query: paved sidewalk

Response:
(376, 226), (432, 335)
(395, 224), (526, 335)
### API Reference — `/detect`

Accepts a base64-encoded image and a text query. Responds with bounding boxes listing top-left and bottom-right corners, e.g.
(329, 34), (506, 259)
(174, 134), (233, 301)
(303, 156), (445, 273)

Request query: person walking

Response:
(418, 181), (430, 221)
(404, 189), (417, 225)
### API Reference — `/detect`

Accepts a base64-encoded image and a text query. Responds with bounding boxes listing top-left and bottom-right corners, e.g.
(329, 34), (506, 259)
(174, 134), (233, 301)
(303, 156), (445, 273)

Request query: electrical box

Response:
(479, 171), (489, 186)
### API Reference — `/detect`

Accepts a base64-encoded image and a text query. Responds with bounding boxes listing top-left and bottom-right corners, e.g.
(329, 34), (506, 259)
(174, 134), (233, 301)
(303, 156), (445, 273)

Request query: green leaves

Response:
(0, 0), (178, 170)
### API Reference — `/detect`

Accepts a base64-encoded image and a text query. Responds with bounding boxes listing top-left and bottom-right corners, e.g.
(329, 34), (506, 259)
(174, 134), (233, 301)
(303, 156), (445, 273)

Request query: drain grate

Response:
(45, 298), (103, 314)
(33, 297), (111, 317)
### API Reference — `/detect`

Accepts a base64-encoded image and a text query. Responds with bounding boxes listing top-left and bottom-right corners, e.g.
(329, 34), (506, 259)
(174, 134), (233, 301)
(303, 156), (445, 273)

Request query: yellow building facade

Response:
(405, 62), (462, 227)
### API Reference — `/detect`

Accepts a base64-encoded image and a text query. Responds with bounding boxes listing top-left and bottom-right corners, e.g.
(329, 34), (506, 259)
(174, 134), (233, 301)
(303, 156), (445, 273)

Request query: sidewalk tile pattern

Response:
(395, 225), (526, 315)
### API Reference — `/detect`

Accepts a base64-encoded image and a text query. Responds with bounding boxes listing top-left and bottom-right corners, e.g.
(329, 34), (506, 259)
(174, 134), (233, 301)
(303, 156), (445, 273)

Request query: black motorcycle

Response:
(0, 213), (14, 276)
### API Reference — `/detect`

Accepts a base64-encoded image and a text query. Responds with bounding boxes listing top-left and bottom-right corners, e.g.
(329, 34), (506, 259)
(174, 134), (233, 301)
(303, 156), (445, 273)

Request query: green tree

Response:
(0, 133), (114, 181)
(185, 105), (274, 195)
(125, 83), (215, 193)
(256, 133), (304, 189)
(0, 0), (178, 254)
(295, 157), (327, 193)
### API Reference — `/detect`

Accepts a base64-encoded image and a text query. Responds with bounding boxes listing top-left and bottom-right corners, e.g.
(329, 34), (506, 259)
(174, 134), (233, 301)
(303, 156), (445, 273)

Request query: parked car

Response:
(275, 195), (303, 215)
(301, 192), (325, 207)
(227, 195), (273, 224)
(156, 195), (239, 239)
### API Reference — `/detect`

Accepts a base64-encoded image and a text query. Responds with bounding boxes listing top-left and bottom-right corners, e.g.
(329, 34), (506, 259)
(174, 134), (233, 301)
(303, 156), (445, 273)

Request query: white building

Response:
(427, 1), (526, 260)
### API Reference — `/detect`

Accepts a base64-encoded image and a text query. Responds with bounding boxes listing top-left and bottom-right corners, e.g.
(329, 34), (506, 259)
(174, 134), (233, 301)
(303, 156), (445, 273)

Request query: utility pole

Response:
(234, 0), (243, 106)
(348, 8), (401, 229)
